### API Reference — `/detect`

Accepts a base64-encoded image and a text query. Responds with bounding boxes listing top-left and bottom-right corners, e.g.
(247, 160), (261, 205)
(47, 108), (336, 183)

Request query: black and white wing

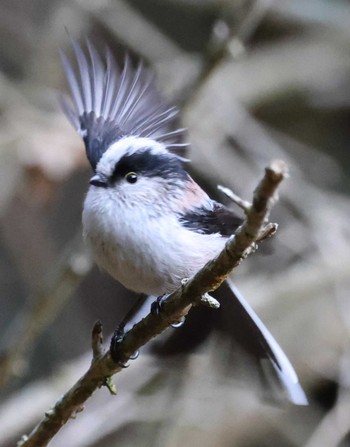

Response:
(179, 201), (242, 236)
(178, 202), (307, 405)
(60, 39), (187, 171)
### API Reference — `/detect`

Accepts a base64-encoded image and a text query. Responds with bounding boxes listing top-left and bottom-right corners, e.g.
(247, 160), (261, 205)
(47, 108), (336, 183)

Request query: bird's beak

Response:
(89, 174), (108, 188)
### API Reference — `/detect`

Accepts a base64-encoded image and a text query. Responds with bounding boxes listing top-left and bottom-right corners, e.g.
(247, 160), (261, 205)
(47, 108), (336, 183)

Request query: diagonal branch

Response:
(18, 159), (288, 447)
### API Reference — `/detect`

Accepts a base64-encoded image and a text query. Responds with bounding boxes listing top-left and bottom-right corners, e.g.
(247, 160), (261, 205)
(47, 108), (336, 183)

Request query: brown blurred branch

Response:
(17, 160), (287, 447)
(0, 235), (92, 391)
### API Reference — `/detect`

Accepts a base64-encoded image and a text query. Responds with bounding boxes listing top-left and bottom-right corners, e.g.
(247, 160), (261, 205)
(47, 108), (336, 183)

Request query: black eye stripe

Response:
(109, 149), (188, 183)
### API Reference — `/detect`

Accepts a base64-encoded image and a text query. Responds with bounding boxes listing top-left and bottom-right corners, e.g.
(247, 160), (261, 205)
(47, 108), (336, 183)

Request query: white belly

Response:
(83, 191), (227, 296)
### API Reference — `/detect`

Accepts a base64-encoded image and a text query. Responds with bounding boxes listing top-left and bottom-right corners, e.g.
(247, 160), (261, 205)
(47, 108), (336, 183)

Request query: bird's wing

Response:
(60, 38), (188, 170)
(170, 200), (307, 404)
(178, 201), (243, 236)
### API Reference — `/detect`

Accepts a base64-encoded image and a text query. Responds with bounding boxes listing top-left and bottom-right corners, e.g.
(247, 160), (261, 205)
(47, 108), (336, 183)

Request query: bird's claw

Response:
(110, 326), (139, 367)
(150, 295), (186, 328)
(170, 318), (185, 328)
(150, 295), (166, 315)
(129, 350), (139, 360)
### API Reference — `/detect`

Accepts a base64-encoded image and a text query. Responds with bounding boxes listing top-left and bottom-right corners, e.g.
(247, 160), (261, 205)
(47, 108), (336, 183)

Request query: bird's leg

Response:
(110, 294), (146, 366)
(150, 295), (185, 328)
(116, 293), (147, 334)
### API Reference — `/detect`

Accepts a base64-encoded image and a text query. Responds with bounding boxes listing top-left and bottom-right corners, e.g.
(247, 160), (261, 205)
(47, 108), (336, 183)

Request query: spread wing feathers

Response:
(221, 279), (308, 405)
(60, 38), (188, 170)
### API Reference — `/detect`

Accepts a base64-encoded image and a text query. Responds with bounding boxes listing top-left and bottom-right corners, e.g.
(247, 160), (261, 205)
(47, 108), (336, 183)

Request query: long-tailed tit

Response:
(60, 39), (307, 405)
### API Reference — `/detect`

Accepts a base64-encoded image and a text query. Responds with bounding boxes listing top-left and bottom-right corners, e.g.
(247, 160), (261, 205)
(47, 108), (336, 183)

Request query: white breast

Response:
(82, 188), (227, 296)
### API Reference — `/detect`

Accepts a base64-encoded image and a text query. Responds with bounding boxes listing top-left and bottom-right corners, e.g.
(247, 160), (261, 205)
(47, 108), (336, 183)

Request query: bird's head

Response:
(89, 136), (189, 210)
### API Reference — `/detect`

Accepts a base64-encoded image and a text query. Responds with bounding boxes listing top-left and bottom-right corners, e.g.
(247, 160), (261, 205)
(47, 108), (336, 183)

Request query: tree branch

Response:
(18, 159), (288, 447)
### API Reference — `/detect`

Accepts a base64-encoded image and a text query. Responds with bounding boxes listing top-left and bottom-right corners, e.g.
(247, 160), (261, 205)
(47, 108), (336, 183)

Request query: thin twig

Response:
(91, 320), (104, 359)
(17, 159), (288, 447)
(217, 184), (251, 213)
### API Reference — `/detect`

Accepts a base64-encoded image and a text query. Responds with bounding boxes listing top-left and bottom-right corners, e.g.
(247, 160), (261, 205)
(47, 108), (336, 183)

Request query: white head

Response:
(88, 136), (191, 214)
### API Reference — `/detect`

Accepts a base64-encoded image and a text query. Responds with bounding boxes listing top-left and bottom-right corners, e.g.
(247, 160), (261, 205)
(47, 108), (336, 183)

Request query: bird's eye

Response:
(125, 172), (138, 184)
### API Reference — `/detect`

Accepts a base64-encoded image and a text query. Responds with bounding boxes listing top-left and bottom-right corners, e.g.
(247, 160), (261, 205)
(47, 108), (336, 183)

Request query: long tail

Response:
(217, 279), (308, 405)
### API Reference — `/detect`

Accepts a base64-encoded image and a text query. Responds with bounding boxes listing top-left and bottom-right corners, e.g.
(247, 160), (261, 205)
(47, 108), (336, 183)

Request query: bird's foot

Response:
(150, 295), (186, 328)
(110, 326), (139, 368)
(150, 295), (166, 315)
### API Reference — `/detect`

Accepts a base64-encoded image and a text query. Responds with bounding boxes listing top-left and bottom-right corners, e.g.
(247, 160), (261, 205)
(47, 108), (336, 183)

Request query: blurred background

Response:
(0, 0), (350, 446)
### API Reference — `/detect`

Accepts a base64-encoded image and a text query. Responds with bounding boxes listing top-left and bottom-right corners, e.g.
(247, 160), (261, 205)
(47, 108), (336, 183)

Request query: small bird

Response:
(60, 39), (307, 405)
